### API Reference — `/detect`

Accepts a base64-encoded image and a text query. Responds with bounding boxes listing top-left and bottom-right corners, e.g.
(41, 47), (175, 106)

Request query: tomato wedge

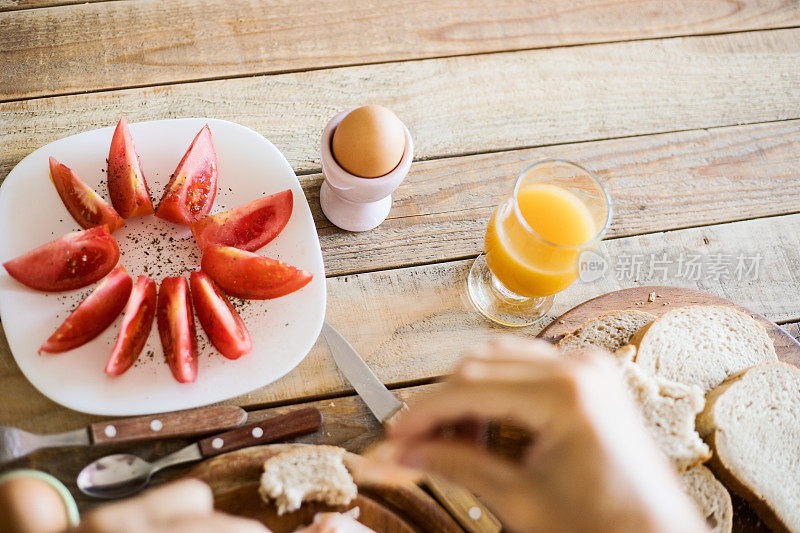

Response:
(3, 226), (120, 292)
(191, 190), (293, 252)
(49, 157), (125, 233)
(190, 271), (251, 359)
(155, 125), (218, 225)
(105, 275), (157, 376)
(200, 245), (312, 300)
(157, 276), (198, 383)
(39, 265), (132, 354)
(108, 115), (155, 218)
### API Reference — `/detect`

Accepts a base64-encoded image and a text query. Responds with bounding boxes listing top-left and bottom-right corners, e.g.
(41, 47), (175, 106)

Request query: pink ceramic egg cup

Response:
(319, 109), (414, 232)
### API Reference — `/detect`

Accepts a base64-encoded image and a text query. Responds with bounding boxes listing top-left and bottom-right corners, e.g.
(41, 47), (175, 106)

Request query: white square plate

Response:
(0, 118), (326, 416)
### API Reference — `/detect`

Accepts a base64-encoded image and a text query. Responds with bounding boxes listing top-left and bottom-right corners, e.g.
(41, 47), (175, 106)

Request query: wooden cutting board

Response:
(183, 444), (463, 533)
(538, 285), (800, 533)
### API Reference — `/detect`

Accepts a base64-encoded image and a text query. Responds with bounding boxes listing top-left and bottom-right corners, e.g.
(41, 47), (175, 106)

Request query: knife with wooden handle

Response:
(0, 405), (247, 463)
(321, 321), (500, 533)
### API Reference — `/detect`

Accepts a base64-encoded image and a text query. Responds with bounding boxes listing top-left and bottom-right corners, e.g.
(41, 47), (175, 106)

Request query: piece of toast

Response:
(629, 306), (777, 393)
(679, 465), (733, 533)
(259, 445), (358, 515)
(556, 309), (656, 353)
(697, 362), (800, 533)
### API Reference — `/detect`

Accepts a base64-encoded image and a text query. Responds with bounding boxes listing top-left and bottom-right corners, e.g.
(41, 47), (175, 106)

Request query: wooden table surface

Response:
(2, 0), (800, 513)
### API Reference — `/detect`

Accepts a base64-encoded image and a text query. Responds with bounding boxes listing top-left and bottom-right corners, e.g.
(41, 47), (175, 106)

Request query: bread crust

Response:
(698, 363), (799, 533)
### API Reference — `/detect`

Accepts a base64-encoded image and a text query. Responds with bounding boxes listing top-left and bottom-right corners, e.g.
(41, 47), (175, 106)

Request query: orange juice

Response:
(485, 183), (595, 297)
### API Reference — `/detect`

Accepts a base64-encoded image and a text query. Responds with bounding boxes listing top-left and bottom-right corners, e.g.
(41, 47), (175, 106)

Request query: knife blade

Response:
(322, 321), (405, 424)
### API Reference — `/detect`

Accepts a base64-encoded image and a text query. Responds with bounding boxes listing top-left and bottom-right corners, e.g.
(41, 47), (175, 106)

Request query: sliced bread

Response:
(697, 362), (800, 532)
(630, 306), (777, 393)
(619, 350), (711, 471)
(556, 309), (656, 353)
(564, 344), (709, 470)
(679, 466), (733, 533)
(259, 445), (358, 515)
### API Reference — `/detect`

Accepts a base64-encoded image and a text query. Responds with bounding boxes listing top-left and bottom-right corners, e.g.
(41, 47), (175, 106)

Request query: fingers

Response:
(388, 370), (580, 442)
(147, 512), (270, 533)
(79, 479), (213, 533)
(469, 337), (560, 363)
(358, 442), (427, 486)
(384, 440), (550, 533)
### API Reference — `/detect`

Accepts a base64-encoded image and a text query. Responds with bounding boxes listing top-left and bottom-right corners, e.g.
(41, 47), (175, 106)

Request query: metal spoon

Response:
(77, 407), (322, 499)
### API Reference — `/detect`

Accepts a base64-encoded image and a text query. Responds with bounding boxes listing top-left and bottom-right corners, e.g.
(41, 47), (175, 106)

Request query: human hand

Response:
(369, 338), (708, 533)
(76, 479), (268, 533)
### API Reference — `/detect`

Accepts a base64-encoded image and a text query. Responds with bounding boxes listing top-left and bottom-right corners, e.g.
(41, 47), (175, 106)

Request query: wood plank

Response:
(3, 1), (799, 99)
(0, 0), (111, 12)
(3, 28), (800, 180)
(145, 212), (800, 409)
(4, 213), (800, 432)
(307, 120), (800, 276)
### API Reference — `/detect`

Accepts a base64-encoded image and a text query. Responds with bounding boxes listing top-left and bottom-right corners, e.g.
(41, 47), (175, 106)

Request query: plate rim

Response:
(0, 117), (327, 416)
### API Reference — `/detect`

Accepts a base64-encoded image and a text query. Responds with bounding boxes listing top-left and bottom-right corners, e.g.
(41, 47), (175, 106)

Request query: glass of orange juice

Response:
(467, 160), (611, 326)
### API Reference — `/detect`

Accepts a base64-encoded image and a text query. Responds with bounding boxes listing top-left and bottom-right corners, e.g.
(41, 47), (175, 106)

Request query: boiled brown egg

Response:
(331, 105), (405, 178)
(0, 475), (70, 533)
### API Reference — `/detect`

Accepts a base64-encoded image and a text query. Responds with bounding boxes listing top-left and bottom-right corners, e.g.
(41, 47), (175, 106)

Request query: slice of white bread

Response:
(697, 362), (800, 532)
(259, 445), (358, 515)
(679, 466), (733, 533)
(630, 306), (777, 393)
(617, 346), (711, 470)
(556, 309), (656, 353)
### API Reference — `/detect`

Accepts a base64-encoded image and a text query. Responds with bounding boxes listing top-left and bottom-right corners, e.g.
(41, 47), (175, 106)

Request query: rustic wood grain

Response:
(213, 488), (423, 533)
(3, 0), (799, 99)
(88, 405), (247, 444)
(4, 213), (800, 432)
(196, 407), (322, 457)
(424, 475), (502, 533)
(0, 0), (111, 12)
(188, 212), (800, 411)
(307, 120), (800, 276)
(3, 28), (800, 182)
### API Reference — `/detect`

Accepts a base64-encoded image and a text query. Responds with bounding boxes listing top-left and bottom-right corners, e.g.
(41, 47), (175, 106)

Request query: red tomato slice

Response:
(190, 271), (252, 359)
(106, 275), (157, 376)
(191, 189), (293, 252)
(39, 265), (132, 354)
(49, 157), (125, 233)
(3, 226), (120, 292)
(107, 115), (155, 218)
(155, 125), (218, 225)
(157, 276), (198, 383)
(200, 245), (312, 300)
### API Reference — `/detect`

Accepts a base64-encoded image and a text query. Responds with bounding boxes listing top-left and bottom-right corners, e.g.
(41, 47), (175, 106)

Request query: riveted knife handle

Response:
(89, 405), (247, 445)
(197, 407), (323, 458)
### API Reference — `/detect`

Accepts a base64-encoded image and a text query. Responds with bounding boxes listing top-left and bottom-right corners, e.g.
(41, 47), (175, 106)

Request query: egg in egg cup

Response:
(319, 108), (414, 232)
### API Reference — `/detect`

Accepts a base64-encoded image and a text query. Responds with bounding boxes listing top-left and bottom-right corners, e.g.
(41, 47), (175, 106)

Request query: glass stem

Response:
(490, 273), (540, 302)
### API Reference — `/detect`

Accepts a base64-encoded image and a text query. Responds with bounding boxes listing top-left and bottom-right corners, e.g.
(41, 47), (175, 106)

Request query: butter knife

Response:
(0, 405), (247, 463)
(322, 321), (405, 425)
(321, 321), (500, 532)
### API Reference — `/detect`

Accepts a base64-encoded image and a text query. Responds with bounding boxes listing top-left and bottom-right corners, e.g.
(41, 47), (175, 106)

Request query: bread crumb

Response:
(558, 319), (565, 324)
(648, 292), (656, 303)
(259, 446), (357, 515)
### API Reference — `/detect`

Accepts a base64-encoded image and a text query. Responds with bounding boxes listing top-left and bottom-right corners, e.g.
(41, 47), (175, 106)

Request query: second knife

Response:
(0, 405), (247, 463)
